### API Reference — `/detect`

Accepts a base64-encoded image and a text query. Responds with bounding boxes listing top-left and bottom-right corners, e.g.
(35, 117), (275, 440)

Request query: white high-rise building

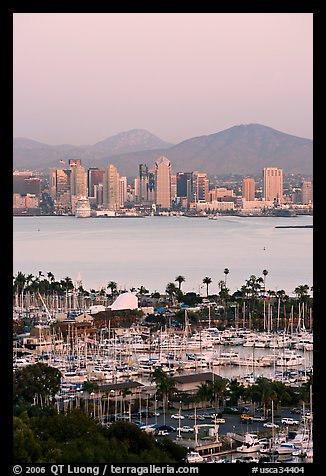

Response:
(263, 167), (283, 204)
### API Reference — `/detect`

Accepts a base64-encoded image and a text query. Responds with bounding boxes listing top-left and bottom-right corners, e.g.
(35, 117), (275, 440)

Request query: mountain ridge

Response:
(13, 124), (313, 176)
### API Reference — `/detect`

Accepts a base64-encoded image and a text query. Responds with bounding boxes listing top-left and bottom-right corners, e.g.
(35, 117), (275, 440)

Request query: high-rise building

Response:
(176, 172), (192, 208)
(301, 180), (313, 205)
(103, 164), (120, 210)
(70, 161), (87, 198)
(88, 168), (105, 198)
(242, 177), (255, 201)
(119, 176), (127, 208)
(192, 172), (209, 202)
(263, 167), (283, 203)
(139, 164), (149, 202)
(13, 171), (33, 194)
(155, 156), (171, 209)
(55, 169), (71, 208)
(147, 170), (155, 203)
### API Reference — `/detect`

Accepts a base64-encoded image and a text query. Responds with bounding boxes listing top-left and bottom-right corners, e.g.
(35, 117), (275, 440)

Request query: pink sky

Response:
(13, 13), (313, 145)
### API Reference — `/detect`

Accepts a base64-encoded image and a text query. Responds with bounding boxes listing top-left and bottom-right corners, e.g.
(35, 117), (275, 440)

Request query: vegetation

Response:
(13, 408), (187, 464)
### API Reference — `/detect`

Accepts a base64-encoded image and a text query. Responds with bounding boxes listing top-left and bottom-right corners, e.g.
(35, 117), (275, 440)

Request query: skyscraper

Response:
(301, 180), (313, 205)
(192, 172), (209, 202)
(119, 176), (127, 208)
(70, 162), (87, 198)
(242, 177), (255, 201)
(263, 167), (283, 203)
(103, 164), (120, 210)
(88, 168), (105, 198)
(154, 156), (171, 209)
(139, 164), (149, 202)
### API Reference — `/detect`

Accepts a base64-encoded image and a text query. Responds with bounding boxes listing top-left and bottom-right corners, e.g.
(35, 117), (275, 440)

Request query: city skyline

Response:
(13, 13), (313, 145)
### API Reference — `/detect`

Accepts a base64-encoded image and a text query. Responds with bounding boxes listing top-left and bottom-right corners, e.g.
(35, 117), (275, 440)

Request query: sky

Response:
(13, 13), (313, 146)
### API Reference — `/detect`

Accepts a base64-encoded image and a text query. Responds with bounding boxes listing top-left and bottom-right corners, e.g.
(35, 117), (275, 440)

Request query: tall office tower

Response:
(263, 167), (283, 203)
(55, 169), (72, 208)
(139, 164), (149, 202)
(192, 171), (209, 202)
(171, 175), (177, 202)
(119, 176), (127, 208)
(24, 177), (41, 196)
(242, 177), (255, 201)
(88, 168), (105, 197)
(147, 171), (155, 202)
(134, 177), (140, 202)
(176, 172), (193, 207)
(70, 163), (87, 199)
(155, 156), (171, 209)
(301, 180), (313, 205)
(13, 171), (33, 194)
(103, 164), (120, 210)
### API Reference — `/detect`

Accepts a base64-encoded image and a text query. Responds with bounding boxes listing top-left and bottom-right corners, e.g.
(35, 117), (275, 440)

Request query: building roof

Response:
(98, 381), (143, 392)
(173, 372), (219, 384)
(110, 292), (138, 311)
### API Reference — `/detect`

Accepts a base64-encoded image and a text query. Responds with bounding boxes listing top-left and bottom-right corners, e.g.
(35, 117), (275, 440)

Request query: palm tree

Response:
(195, 382), (212, 409)
(165, 282), (178, 304)
(175, 275), (185, 291)
(210, 376), (229, 412)
(151, 367), (176, 423)
(202, 277), (212, 297)
(224, 268), (229, 287)
(107, 281), (118, 297)
(262, 269), (268, 294)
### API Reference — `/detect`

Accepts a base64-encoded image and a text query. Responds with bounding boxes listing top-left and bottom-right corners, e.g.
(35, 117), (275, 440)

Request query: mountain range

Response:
(13, 124), (313, 176)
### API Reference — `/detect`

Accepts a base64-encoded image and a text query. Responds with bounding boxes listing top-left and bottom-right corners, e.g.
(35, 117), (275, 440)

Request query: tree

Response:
(210, 376), (229, 411)
(175, 275), (185, 291)
(107, 281), (118, 297)
(151, 367), (176, 422)
(202, 277), (212, 297)
(224, 268), (229, 286)
(262, 269), (268, 294)
(195, 382), (212, 408)
(13, 363), (62, 405)
(165, 282), (178, 304)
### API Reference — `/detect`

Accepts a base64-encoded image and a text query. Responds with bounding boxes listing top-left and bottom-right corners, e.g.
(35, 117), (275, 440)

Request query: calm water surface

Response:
(13, 215), (313, 295)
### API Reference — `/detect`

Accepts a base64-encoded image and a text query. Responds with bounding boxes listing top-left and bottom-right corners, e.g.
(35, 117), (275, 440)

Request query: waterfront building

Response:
(139, 164), (149, 202)
(134, 177), (140, 202)
(70, 161), (87, 198)
(88, 168), (105, 198)
(147, 170), (155, 203)
(13, 171), (33, 194)
(176, 172), (192, 208)
(242, 177), (255, 201)
(192, 172), (209, 203)
(119, 176), (127, 208)
(302, 180), (313, 205)
(51, 168), (72, 209)
(103, 164), (120, 210)
(171, 174), (177, 204)
(155, 156), (171, 209)
(210, 187), (234, 201)
(263, 167), (283, 204)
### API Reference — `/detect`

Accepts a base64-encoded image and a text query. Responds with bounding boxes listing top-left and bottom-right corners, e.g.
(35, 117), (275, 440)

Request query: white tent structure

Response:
(109, 292), (138, 311)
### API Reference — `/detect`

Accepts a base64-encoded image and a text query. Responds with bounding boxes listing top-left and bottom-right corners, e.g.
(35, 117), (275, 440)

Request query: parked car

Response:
(180, 426), (194, 433)
(171, 414), (185, 419)
(281, 417), (300, 425)
(157, 430), (169, 436)
(263, 422), (279, 429)
(251, 416), (268, 422)
(290, 407), (301, 414)
(240, 413), (253, 421)
(211, 418), (225, 424)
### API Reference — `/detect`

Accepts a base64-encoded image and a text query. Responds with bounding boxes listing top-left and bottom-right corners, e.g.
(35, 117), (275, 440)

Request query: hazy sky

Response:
(13, 13), (313, 145)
